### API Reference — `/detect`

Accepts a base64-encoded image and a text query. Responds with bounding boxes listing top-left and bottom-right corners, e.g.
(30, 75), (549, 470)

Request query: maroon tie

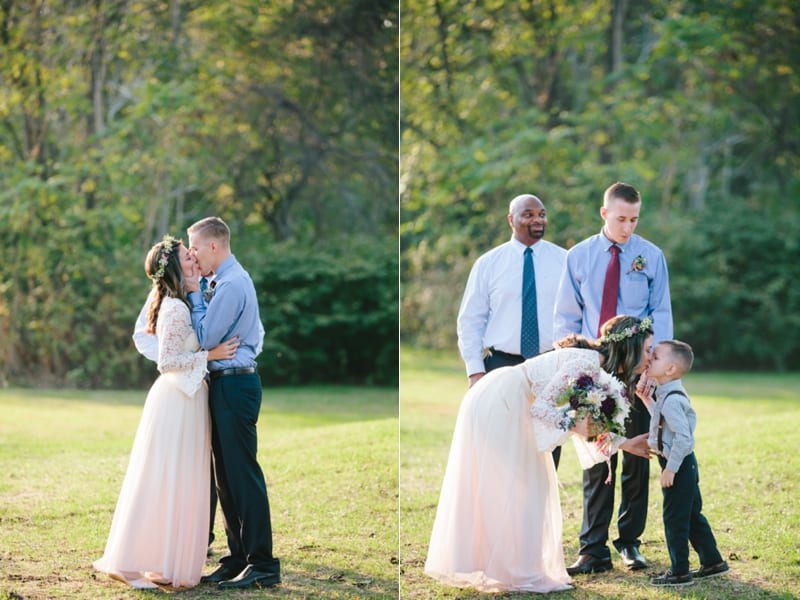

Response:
(598, 245), (620, 336)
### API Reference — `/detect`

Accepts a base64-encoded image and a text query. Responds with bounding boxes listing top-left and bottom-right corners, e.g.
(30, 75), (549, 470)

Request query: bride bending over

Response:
(425, 315), (654, 593)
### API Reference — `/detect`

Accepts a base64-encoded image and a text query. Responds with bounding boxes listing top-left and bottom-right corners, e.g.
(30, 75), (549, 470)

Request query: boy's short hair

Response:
(659, 339), (694, 375)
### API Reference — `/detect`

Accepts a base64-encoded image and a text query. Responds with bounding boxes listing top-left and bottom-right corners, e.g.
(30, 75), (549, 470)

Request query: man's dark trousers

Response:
(209, 373), (279, 574)
(577, 395), (650, 560)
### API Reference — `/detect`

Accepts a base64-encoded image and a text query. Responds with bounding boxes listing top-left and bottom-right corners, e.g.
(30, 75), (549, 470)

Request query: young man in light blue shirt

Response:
(185, 217), (280, 589)
(554, 182), (673, 575)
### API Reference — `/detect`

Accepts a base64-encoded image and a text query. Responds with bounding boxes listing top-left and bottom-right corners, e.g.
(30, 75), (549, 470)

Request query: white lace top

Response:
(528, 347), (627, 468)
(156, 297), (208, 398)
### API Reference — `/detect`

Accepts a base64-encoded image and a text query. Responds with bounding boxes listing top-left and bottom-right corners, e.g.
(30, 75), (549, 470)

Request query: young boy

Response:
(642, 339), (729, 586)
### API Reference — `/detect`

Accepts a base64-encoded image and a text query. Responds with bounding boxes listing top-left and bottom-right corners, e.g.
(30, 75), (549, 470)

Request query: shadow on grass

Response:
(96, 564), (398, 599)
(401, 564), (798, 600)
(3, 565), (399, 600)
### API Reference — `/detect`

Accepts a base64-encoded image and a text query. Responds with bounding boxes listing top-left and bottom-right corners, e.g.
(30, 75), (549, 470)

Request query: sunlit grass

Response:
(400, 346), (800, 600)
(0, 385), (399, 599)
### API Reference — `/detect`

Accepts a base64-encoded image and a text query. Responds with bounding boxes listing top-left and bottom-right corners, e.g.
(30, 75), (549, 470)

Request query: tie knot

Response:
(609, 244), (619, 256)
(524, 246), (532, 256)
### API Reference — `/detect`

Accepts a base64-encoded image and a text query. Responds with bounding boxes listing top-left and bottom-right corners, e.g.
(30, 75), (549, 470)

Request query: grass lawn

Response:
(0, 385), (399, 599)
(400, 346), (800, 600)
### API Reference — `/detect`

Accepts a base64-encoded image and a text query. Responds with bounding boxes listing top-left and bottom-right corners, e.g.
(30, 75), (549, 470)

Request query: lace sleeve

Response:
(156, 298), (208, 397)
(529, 357), (599, 453)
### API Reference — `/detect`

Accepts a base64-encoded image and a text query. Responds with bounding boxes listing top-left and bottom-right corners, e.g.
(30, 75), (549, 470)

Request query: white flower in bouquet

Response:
(555, 366), (629, 440)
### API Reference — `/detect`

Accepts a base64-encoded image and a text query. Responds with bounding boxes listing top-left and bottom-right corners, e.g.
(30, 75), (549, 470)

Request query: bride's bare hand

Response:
(636, 376), (657, 401)
(570, 416), (591, 438)
(207, 336), (239, 361)
(635, 377), (657, 413)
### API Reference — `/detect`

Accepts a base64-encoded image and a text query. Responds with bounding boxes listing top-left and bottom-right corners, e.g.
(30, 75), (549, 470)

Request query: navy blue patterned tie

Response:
(521, 247), (539, 358)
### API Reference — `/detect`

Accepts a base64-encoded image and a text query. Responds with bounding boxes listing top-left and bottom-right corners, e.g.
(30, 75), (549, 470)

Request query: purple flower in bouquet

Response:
(556, 366), (630, 439)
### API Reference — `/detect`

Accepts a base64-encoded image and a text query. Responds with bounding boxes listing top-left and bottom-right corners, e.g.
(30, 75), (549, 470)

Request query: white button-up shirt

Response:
(457, 237), (566, 376)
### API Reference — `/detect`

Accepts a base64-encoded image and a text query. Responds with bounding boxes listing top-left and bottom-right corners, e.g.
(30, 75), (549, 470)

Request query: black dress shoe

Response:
(650, 570), (693, 586)
(200, 565), (241, 584)
(218, 565), (281, 589)
(618, 545), (648, 570)
(566, 554), (613, 575)
(691, 560), (729, 579)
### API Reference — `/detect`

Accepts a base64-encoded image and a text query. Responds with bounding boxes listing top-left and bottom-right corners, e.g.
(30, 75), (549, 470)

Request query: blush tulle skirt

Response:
(424, 366), (573, 593)
(93, 373), (210, 589)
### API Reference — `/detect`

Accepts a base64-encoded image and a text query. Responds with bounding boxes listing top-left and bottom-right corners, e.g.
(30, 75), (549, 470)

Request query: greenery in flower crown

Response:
(150, 235), (178, 282)
(599, 316), (653, 344)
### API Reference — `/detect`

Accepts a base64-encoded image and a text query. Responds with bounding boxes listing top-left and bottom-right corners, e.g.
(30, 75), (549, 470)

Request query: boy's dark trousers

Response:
(659, 452), (723, 575)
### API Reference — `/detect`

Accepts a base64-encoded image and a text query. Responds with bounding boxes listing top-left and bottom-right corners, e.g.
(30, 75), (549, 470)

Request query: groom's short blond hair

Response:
(188, 216), (230, 247)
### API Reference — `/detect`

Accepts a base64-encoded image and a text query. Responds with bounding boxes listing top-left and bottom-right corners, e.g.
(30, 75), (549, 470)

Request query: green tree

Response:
(401, 0), (800, 369)
(0, 0), (399, 388)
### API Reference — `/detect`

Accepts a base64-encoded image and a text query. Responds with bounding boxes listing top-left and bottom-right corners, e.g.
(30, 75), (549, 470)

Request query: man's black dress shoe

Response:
(566, 554), (613, 575)
(200, 565), (241, 584)
(217, 565), (281, 589)
(691, 560), (729, 579)
(618, 545), (648, 570)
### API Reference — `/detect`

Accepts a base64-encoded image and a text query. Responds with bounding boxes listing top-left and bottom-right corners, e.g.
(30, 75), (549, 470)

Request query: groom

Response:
(185, 216), (281, 589)
(554, 182), (673, 574)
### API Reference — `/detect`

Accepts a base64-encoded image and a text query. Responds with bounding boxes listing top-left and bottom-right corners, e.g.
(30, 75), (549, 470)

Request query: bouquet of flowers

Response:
(555, 366), (630, 441)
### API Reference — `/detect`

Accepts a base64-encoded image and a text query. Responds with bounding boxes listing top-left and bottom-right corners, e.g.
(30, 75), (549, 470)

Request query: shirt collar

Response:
(600, 229), (632, 253)
(655, 378), (683, 401)
(214, 255), (236, 278)
(510, 237), (540, 255)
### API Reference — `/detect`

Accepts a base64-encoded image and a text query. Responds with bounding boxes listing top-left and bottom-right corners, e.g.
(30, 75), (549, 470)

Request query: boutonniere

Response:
(628, 255), (646, 273)
(203, 280), (216, 303)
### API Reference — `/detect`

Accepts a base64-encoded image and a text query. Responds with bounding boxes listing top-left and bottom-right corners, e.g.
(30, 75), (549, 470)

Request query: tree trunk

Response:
(610, 0), (628, 74)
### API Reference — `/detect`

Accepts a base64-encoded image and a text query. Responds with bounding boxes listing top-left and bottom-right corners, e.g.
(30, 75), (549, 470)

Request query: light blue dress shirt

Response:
(188, 255), (264, 371)
(135, 278), (264, 363)
(553, 230), (673, 344)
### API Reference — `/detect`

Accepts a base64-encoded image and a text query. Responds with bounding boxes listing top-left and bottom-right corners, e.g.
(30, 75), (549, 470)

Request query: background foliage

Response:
(401, 0), (800, 370)
(0, 1), (398, 388)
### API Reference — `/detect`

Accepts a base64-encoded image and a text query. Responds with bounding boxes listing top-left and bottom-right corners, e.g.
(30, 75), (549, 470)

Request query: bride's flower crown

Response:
(150, 235), (178, 282)
(599, 316), (653, 344)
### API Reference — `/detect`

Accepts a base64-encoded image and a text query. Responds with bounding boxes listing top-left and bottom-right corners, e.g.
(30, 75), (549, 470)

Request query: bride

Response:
(94, 235), (238, 589)
(424, 315), (654, 593)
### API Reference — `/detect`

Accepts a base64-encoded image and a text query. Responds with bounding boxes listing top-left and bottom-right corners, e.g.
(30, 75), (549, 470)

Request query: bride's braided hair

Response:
(144, 235), (190, 334)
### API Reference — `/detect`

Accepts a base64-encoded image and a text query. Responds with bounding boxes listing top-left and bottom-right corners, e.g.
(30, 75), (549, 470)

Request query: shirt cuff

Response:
(188, 291), (205, 307)
(466, 358), (486, 376)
